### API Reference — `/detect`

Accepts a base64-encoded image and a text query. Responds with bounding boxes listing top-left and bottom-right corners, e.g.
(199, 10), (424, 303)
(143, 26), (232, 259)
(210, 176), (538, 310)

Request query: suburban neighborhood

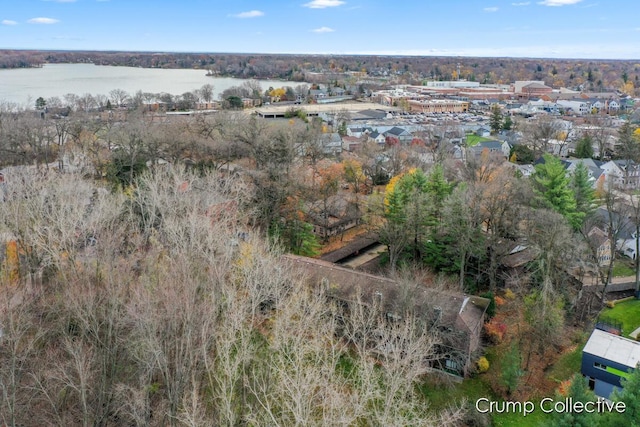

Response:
(1, 52), (640, 425)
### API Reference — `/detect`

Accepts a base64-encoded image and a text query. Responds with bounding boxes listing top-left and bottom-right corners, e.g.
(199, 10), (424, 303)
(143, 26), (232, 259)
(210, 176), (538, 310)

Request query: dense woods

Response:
(0, 167), (470, 426)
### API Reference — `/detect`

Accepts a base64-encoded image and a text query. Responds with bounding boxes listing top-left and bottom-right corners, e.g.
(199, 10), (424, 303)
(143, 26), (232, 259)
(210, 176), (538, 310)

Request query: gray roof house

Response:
(383, 126), (412, 143)
(322, 133), (343, 155)
(467, 140), (510, 160)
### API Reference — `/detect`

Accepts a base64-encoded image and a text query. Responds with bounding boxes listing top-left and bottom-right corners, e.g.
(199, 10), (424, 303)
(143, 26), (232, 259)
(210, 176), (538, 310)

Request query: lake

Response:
(0, 63), (289, 107)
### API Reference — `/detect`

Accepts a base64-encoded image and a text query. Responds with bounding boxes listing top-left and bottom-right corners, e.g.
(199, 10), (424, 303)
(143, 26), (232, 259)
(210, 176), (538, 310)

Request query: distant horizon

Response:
(2, 48), (638, 63)
(2, 0), (639, 61)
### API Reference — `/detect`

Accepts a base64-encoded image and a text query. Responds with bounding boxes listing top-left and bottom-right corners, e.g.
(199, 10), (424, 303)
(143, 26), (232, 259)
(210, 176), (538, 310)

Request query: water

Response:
(0, 63), (289, 107)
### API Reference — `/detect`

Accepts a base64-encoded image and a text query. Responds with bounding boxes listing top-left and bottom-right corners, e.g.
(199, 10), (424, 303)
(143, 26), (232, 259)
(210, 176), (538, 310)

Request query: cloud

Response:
(1, 19), (18, 25)
(311, 26), (335, 33)
(538, 0), (583, 6)
(232, 10), (264, 18)
(484, 7), (499, 12)
(28, 17), (60, 24)
(303, 0), (345, 9)
(512, 1), (530, 5)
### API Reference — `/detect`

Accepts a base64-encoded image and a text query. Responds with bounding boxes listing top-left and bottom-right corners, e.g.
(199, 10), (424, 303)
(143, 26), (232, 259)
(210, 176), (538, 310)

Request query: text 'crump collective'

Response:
(475, 397), (626, 417)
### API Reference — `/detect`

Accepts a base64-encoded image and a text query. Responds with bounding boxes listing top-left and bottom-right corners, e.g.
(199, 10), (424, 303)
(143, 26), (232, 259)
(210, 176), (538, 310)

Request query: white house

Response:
(368, 131), (386, 146)
(557, 100), (590, 115)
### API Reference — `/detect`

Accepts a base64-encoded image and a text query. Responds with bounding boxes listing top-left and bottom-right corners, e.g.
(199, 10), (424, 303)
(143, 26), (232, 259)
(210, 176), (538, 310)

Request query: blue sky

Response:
(1, 0), (639, 59)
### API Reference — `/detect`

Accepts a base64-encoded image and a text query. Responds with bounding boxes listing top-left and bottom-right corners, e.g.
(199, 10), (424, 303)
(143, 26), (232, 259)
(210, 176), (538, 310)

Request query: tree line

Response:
(3, 50), (639, 94)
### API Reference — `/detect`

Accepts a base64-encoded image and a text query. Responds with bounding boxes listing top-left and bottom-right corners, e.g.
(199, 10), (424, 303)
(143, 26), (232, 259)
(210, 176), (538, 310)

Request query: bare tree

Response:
(196, 83), (214, 103)
(109, 88), (130, 108)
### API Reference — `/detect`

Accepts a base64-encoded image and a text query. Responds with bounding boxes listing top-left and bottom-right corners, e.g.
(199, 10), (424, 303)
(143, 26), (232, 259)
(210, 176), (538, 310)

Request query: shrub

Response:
(504, 288), (515, 300)
(481, 291), (496, 318)
(557, 379), (572, 397)
(477, 356), (490, 373)
(494, 295), (506, 306)
(484, 319), (507, 343)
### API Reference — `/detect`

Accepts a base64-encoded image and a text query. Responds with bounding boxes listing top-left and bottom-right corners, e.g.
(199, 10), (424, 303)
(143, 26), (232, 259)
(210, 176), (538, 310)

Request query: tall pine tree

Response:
(533, 154), (583, 229)
(572, 162), (595, 222)
(598, 364), (640, 427)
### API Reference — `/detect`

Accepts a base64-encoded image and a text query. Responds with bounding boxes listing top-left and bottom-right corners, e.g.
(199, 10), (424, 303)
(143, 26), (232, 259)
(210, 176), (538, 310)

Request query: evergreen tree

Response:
(503, 115), (513, 131)
(383, 169), (430, 263)
(490, 104), (503, 135)
(510, 144), (535, 164)
(271, 218), (320, 257)
(424, 164), (453, 228)
(598, 363), (640, 427)
(574, 135), (595, 159)
(441, 185), (485, 290)
(550, 374), (598, 427)
(571, 162), (595, 220)
(383, 167), (452, 263)
(533, 154), (583, 229)
(35, 96), (46, 109)
(615, 121), (639, 163)
(500, 342), (523, 397)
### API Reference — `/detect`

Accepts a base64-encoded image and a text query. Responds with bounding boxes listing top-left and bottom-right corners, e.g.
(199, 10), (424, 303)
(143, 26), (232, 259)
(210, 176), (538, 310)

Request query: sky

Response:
(1, 0), (639, 59)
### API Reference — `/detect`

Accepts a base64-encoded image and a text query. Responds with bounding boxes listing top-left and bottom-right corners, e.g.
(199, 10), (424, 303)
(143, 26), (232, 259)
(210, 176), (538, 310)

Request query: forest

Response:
(1, 92), (640, 425)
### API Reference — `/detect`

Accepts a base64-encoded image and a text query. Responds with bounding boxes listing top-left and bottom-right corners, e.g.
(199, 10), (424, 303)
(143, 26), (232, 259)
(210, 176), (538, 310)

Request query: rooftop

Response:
(583, 329), (640, 369)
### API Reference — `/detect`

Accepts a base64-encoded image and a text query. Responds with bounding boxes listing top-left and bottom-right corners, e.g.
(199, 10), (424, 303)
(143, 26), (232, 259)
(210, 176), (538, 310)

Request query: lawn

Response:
(599, 298), (640, 337)
(612, 259), (635, 277)
(546, 334), (587, 384)
(418, 375), (495, 412)
(491, 403), (549, 427)
(465, 134), (493, 146)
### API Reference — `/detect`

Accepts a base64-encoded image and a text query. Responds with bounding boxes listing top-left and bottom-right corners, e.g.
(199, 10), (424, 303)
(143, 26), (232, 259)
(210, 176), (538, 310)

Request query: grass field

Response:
(599, 298), (640, 337)
(465, 134), (493, 146)
(612, 259), (635, 277)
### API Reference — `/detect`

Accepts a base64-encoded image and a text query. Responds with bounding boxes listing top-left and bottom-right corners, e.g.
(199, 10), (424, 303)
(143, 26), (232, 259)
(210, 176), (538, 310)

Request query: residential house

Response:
(600, 160), (640, 190)
(322, 133), (343, 156)
(563, 158), (603, 187)
(586, 98), (606, 114)
(592, 207), (636, 260)
(331, 87), (346, 97)
(347, 127), (368, 138)
(306, 196), (362, 240)
(467, 140), (511, 160)
(509, 163), (535, 177)
(383, 127), (413, 144)
(608, 99), (621, 113)
(368, 131), (386, 146)
(587, 226), (612, 267)
(309, 89), (328, 100)
(284, 254), (490, 377)
(475, 126), (491, 137)
(342, 136), (362, 152)
(582, 329), (640, 399)
(557, 100), (590, 115)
